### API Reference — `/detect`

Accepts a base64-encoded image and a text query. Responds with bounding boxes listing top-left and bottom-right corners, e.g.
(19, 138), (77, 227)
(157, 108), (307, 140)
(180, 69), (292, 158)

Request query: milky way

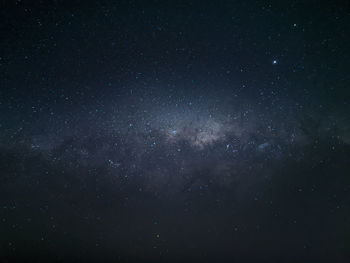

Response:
(1, 1), (350, 262)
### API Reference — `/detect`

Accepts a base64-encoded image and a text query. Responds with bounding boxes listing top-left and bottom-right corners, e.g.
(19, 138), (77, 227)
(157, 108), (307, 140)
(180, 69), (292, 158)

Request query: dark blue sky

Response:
(1, 1), (350, 262)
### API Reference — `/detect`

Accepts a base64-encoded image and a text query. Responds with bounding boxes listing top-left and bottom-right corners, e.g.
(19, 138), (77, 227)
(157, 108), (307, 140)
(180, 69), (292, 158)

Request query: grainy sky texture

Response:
(1, 1), (350, 262)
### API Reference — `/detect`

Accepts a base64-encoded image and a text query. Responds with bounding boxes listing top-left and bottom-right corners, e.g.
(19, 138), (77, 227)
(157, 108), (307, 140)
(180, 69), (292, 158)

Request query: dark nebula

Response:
(1, 1), (350, 262)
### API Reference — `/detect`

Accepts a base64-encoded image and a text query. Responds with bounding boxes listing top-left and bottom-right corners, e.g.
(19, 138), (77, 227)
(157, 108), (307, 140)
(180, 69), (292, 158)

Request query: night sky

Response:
(1, 0), (350, 262)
